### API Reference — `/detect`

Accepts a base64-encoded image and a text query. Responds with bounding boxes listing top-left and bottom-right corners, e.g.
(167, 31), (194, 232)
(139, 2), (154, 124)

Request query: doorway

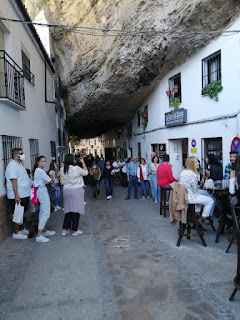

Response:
(169, 138), (188, 179)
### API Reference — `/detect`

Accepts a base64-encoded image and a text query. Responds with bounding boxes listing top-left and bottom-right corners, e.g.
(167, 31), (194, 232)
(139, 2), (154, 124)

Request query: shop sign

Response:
(165, 108), (187, 127)
(191, 148), (197, 154)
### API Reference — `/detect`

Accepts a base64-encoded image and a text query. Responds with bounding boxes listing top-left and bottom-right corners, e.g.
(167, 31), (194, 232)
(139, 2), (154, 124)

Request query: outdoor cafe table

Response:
(205, 187), (230, 243)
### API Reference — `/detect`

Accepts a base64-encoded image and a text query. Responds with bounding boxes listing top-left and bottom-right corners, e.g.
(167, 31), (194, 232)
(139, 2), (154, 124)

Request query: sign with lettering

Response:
(159, 143), (166, 161)
(165, 108), (187, 127)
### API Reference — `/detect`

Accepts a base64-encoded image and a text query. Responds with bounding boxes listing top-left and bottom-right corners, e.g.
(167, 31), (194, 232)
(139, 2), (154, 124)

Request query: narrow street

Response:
(0, 185), (239, 320)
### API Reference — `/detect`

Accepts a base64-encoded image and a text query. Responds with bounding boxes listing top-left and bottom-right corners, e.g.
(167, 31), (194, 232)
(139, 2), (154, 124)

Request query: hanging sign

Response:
(165, 108), (187, 127)
(231, 137), (240, 152)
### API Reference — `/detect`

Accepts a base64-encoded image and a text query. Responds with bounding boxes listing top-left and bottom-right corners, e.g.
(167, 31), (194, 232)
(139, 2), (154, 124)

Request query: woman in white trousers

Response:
(179, 156), (214, 230)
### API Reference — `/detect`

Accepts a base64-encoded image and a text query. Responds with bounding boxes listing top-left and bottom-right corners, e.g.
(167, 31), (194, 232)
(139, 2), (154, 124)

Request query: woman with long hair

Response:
(150, 155), (161, 203)
(48, 161), (61, 211)
(89, 161), (101, 199)
(103, 160), (114, 200)
(60, 154), (88, 236)
(137, 158), (150, 200)
(179, 156), (214, 230)
(205, 154), (223, 182)
(34, 156), (55, 243)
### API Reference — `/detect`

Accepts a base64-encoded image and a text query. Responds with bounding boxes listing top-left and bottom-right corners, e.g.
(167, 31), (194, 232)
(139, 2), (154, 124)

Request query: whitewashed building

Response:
(0, 0), (67, 242)
(106, 15), (240, 179)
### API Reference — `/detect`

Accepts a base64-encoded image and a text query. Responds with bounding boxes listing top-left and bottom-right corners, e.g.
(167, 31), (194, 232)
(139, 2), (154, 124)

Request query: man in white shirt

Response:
(112, 158), (122, 183)
(5, 148), (31, 240)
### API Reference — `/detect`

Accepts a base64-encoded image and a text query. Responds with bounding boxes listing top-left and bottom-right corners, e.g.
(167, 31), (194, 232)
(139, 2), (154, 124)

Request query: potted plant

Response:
(166, 89), (171, 97)
(173, 85), (178, 94)
(169, 97), (181, 116)
(201, 80), (223, 101)
(141, 118), (148, 139)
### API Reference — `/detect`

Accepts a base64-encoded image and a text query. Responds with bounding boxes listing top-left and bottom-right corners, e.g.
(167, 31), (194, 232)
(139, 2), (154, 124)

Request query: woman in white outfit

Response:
(179, 156), (214, 230)
(34, 156), (55, 243)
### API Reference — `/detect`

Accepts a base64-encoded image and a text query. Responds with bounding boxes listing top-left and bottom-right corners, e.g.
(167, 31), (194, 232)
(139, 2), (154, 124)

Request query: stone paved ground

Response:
(0, 185), (239, 320)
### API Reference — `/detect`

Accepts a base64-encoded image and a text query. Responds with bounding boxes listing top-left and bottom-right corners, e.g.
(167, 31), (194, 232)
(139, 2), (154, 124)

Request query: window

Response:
(169, 73), (181, 102)
(50, 141), (56, 160)
(94, 140), (96, 145)
(202, 50), (221, 88)
(137, 143), (141, 162)
(127, 124), (132, 138)
(204, 137), (222, 166)
(2, 135), (22, 171)
(21, 50), (35, 85)
(29, 139), (39, 172)
(137, 111), (140, 127)
(143, 105), (148, 122)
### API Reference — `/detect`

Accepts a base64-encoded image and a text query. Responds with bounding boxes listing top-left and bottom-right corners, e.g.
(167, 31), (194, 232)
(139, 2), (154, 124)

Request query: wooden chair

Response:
(176, 204), (207, 247)
(229, 196), (240, 301)
(160, 187), (169, 218)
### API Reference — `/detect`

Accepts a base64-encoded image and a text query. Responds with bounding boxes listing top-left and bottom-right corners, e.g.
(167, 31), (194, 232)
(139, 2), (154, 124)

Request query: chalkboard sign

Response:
(165, 108), (187, 127)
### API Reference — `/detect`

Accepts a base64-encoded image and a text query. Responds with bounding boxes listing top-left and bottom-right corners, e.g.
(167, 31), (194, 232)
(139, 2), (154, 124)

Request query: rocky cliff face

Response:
(23, 0), (240, 137)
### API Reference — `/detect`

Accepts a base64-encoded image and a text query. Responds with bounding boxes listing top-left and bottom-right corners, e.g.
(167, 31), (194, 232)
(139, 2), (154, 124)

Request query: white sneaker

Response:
(72, 230), (83, 236)
(62, 208), (64, 210)
(54, 208), (58, 212)
(42, 230), (55, 236)
(21, 228), (29, 235)
(36, 235), (49, 243)
(55, 205), (62, 210)
(12, 232), (28, 240)
(109, 195), (112, 199)
(107, 196), (110, 200)
(84, 202), (86, 205)
(155, 200), (158, 204)
(62, 229), (69, 236)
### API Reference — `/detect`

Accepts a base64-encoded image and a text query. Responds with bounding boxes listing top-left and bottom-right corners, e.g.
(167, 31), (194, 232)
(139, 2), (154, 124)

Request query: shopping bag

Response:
(12, 203), (24, 225)
(31, 186), (39, 205)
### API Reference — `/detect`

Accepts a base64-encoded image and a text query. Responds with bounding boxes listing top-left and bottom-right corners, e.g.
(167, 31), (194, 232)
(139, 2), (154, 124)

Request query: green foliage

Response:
(201, 80), (223, 101)
(169, 97), (181, 110)
(141, 118), (148, 139)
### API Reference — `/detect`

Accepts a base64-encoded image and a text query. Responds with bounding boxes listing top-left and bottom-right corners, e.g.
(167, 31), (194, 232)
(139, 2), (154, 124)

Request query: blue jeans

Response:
(140, 180), (150, 198)
(150, 175), (160, 201)
(104, 177), (114, 197)
(91, 180), (100, 197)
(54, 183), (60, 207)
(199, 189), (216, 216)
(127, 176), (138, 198)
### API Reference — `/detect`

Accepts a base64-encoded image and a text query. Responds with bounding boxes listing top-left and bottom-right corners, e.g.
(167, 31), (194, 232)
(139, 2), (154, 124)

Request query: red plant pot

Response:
(173, 86), (178, 94)
(142, 112), (147, 118)
(166, 90), (171, 97)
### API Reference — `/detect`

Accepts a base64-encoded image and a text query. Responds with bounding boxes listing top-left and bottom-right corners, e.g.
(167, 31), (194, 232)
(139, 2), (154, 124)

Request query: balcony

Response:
(0, 50), (25, 109)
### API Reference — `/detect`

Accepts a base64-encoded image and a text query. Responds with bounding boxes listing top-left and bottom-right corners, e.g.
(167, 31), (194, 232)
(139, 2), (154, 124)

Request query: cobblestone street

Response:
(0, 185), (239, 320)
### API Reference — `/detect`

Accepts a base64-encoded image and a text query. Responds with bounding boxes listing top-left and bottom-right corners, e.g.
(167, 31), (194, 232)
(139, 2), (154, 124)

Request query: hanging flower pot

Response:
(173, 85), (178, 94)
(142, 112), (147, 118)
(166, 90), (171, 97)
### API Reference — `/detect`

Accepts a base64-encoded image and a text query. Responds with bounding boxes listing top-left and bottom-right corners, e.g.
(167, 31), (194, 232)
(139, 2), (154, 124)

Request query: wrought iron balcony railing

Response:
(0, 50), (25, 108)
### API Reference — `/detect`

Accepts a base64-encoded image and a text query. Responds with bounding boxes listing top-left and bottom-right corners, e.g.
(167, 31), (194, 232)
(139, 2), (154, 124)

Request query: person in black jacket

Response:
(205, 154), (223, 182)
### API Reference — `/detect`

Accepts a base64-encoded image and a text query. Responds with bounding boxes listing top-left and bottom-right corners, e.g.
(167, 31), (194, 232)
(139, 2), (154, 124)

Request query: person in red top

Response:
(157, 154), (177, 188)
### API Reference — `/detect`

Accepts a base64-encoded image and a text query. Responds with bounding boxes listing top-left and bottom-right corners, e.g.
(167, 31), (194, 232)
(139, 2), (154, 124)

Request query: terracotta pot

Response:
(166, 90), (171, 97)
(142, 112), (147, 118)
(173, 86), (178, 94)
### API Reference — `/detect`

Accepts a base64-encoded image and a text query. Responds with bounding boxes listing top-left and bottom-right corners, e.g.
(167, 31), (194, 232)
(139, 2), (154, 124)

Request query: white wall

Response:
(112, 16), (240, 177)
(0, 0), (56, 196)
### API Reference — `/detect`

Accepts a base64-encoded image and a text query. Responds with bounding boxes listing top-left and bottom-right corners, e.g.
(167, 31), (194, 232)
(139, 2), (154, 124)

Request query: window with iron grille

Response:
(137, 111), (140, 127)
(21, 50), (35, 85)
(168, 73), (181, 102)
(50, 141), (56, 160)
(202, 50), (221, 88)
(2, 135), (23, 171)
(29, 139), (39, 172)
(204, 137), (222, 165)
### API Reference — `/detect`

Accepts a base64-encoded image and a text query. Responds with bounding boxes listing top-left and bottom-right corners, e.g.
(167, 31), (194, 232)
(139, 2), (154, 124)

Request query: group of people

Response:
(5, 145), (239, 243)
